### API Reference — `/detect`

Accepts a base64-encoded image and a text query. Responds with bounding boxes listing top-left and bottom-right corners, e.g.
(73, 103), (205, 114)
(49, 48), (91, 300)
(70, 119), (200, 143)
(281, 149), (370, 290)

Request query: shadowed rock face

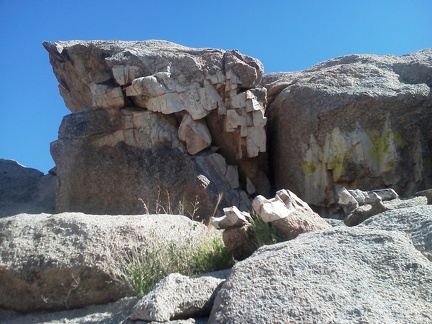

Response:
(43, 40), (270, 219)
(262, 49), (432, 209)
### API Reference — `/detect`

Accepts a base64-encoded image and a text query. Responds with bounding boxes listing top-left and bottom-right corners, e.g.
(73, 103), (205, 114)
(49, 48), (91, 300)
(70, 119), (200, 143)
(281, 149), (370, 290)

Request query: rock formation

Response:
(212, 190), (330, 260)
(263, 49), (432, 210)
(0, 159), (55, 217)
(3, 42), (431, 322)
(43, 40), (270, 219)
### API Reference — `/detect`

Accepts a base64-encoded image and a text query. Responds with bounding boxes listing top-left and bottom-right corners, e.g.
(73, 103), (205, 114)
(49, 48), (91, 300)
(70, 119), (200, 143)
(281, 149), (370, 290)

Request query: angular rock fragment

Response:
(131, 271), (229, 322)
(178, 114), (212, 155)
(211, 206), (250, 230)
(340, 187), (428, 226)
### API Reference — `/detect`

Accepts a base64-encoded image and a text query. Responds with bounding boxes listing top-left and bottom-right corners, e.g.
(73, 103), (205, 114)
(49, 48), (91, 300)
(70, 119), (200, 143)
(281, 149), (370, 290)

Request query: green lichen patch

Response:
(302, 160), (317, 175)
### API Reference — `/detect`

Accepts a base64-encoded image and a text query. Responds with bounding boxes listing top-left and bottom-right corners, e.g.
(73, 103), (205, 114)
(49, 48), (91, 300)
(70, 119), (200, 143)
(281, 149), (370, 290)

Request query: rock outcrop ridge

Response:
(43, 40), (270, 218)
(44, 40), (432, 218)
(4, 43), (431, 322)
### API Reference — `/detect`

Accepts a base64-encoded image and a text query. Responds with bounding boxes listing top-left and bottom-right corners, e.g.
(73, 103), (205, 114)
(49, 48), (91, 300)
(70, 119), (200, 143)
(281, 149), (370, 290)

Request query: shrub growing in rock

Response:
(115, 230), (234, 298)
(248, 212), (282, 250)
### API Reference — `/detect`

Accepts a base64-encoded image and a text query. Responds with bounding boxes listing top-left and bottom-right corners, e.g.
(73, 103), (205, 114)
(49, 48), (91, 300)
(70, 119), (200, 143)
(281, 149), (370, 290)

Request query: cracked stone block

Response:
(178, 114), (212, 155)
(111, 65), (140, 85)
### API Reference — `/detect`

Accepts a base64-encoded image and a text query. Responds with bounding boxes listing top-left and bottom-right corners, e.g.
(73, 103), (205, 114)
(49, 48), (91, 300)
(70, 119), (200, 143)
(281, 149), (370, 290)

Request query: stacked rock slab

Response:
(212, 190), (330, 260)
(338, 187), (428, 226)
(263, 49), (432, 210)
(43, 40), (270, 219)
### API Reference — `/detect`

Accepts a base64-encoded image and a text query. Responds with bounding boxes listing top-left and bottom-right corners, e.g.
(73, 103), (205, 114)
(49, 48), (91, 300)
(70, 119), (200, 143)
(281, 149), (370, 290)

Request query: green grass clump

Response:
(248, 212), (282, 251)
(119, 232), (234, 298)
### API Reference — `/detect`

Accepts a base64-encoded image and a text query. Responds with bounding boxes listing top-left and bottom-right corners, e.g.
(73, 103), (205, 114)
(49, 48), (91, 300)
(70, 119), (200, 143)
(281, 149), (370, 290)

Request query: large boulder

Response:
(0, 212), (216, 313)
(263, 49), (432, 209)
(43, 40), (270, 219)
(209, 226), (432, 323)
(0, 159), (55, 217)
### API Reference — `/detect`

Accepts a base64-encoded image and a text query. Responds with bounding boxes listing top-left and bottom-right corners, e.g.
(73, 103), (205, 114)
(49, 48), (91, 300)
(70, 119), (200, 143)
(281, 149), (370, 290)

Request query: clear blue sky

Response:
(1, 0), (431, 173)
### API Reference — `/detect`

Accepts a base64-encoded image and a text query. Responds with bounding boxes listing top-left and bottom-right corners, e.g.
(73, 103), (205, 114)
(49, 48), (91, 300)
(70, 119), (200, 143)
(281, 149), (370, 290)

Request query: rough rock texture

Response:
(0, 159), (55, 217)
(209, 227), (432, 323)
(361, 205), (432, 261)
(416, 188), (432, 204)
(44, 40), (270, 218)
(131, 270), (229, 322)
(253, 189), (331, 240)
(263, 49), (432, 209)
(222, 225), (252, 261)
(0, 212), (216, 313)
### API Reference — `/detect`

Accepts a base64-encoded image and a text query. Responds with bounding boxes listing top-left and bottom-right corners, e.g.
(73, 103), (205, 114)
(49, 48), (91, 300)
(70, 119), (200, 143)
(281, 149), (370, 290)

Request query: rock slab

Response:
(131, 270), (229, 322)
